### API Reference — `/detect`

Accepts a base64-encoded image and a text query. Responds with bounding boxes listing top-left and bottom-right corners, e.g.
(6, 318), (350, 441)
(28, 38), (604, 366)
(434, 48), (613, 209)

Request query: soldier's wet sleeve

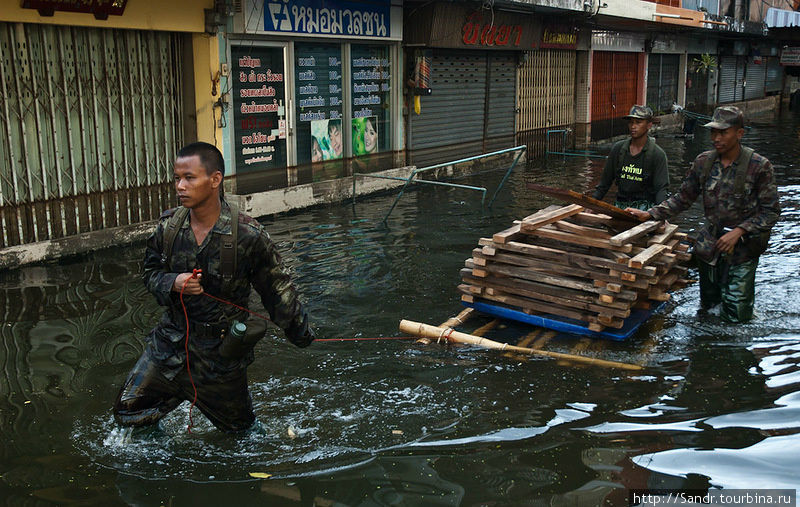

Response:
(649, 156), (703, 221)
(141, 222), (179, 306)
(736, 158), (781, 234)
(250, 229), (314, 348)
(592, 142), (620, 200)
(651, 149), (670, 204)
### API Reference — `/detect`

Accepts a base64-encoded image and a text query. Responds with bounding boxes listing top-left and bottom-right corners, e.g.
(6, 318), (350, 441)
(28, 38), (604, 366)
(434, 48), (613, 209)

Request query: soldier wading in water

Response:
(628, 106), (780, 323)
(114, 142), (314, 432)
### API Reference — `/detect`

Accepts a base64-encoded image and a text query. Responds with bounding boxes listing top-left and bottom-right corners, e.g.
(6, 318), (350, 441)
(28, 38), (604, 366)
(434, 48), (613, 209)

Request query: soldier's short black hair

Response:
(177, 142), (225, 177)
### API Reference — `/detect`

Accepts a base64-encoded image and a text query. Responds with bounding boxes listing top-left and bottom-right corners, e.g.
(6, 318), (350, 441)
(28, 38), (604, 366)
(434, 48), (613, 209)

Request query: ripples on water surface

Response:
(1, 112), (800, 505)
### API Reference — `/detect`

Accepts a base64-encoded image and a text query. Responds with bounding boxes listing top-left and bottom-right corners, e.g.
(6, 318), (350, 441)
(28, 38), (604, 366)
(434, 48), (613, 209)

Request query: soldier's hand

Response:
(625, 208), (651, 220)
(715, 227), (745, 255)
(173, 272), (204, 295)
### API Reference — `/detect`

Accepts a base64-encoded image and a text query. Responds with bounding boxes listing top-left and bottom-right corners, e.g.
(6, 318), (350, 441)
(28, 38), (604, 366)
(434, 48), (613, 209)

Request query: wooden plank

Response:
(461, 271), (631, 318)
(527, 183), (644, 222)
(594, 247), (631, 264)
(528, 225), (633, 252)
(493, 223), (522, 245)
(608, 220), (661, 247)
(552, 220), (611, 239)
(647, 223), (679, 245)
(520, 204), (584, 232)
(463, 268), (633, 314)
(629, 244), (670, 269)
(465, 259), (599, 294)
(476, 250), (651, 289)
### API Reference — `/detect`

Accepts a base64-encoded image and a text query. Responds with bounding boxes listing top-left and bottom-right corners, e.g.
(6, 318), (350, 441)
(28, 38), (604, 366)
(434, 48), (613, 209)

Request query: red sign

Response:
(541, 25), (577, 49)
(462, 12), (523, 48)
(22, 0), (128, 20)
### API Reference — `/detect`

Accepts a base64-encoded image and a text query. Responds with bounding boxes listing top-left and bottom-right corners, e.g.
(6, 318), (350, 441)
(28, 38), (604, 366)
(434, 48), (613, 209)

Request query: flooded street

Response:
(2, 111), (800, 505)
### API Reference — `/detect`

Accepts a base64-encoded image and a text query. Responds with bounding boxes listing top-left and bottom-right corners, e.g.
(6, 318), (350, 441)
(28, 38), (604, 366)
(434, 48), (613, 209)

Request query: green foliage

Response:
(692, 53), (717, 75)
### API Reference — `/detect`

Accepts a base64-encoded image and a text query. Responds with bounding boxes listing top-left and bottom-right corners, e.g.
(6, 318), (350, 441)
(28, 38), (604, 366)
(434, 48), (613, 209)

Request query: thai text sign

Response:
(263, 0), (390, 38)
(541, 25), (577, 49)
(780, 47), (800, 66)
(22, 0), (127, 19)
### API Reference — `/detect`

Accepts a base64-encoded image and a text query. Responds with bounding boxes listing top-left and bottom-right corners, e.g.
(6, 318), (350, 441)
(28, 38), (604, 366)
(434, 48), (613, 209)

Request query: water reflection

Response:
(1, 111), (800, 503)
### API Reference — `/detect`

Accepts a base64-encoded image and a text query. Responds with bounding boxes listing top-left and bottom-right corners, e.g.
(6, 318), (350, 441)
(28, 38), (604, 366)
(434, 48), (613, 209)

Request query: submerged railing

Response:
(353, 145), (527, 223)
(545, 129), (607, 159)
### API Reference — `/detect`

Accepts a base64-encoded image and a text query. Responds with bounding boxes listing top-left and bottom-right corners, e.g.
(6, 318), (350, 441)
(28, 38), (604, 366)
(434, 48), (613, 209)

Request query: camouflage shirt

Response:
(142, 200), (313, 379)
(648, 146), (780, 264)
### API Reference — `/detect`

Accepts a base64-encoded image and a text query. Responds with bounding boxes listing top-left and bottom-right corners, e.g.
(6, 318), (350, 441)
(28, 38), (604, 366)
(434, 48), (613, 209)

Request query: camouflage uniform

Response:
(114, 200), (313, 432)
(593, 106), (670, 210)
(648, 146), (780, 322)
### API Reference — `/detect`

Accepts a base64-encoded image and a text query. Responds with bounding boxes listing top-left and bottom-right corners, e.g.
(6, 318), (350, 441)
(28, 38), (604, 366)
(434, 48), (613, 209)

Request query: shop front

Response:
(403, 2), (540, 166)
(228, 0), (403, 194)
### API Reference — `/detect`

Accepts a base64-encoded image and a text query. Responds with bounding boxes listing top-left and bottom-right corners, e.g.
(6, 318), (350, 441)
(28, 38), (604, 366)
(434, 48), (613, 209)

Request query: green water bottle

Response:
(220, 320), (247, 358)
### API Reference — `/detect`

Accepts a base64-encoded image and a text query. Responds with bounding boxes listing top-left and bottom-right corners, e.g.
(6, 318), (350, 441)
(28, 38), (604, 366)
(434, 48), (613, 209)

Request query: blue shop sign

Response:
(264, 0), (390, 38)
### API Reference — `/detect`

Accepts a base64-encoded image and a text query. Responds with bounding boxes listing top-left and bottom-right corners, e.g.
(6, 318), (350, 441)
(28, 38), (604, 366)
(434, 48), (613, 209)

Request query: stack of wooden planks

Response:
(458, 204), (692, 333)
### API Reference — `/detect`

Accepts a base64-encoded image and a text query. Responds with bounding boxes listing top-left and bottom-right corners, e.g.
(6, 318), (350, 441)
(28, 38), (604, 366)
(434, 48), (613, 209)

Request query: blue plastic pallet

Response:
(463, 301), (667, 341)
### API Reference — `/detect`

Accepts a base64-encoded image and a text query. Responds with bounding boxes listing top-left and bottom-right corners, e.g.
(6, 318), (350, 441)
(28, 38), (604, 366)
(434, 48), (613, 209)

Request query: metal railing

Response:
(545, 129), (607, 159)
(353, 145), (527, 223)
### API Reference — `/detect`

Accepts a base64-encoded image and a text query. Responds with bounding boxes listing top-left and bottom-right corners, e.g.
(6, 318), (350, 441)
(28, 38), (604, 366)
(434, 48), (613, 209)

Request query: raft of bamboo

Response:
(458, 203), (692, 336)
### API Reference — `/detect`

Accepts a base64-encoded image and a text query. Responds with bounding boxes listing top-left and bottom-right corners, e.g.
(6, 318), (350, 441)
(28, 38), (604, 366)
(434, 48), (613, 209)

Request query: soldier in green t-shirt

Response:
(593, 105), (670, 211)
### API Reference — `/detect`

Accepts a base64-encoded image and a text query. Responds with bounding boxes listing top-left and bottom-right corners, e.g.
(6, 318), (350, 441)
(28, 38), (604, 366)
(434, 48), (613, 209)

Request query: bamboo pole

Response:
(399, 319), (643, 371)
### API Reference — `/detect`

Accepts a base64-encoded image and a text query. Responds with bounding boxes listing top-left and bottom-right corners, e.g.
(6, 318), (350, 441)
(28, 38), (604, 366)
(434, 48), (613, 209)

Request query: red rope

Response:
(316, 336), (411, 342)
(180, 270), (200, 433)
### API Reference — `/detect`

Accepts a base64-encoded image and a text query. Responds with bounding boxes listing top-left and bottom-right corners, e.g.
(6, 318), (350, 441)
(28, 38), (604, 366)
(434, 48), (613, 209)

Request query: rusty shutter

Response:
(591, 51), (640, 141)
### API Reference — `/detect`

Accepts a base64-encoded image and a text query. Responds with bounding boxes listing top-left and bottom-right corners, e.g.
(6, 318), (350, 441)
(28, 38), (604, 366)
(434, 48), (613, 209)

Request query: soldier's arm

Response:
(651, 149), (670, 204)
(592, 143), (619, 200)
(649, 156), (703, 221)
(141, 222), (180, 306)
(250, 229), (314, 348)
(737, 158), (781, 234)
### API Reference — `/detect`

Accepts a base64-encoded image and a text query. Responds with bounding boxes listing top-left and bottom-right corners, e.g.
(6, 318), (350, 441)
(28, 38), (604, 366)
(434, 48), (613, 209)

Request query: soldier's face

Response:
(710, 127), (744, 157)
(628, 118), (651, 140)
(174, 155), (221, 208)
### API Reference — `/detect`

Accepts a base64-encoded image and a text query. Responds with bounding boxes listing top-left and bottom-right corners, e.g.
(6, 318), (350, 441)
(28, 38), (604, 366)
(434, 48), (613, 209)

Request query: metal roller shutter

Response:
(410, 50), (486, 152)
(745, 59), (766, 100)
(485, 53), (516, 152)
(591, 51), (640, 140)
(718, 56), (738, 103)
(409, 49), (516, 166)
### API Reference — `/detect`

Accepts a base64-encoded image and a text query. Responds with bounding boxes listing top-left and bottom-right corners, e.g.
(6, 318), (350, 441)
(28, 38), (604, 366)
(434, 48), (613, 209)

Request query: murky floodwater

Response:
(2, 111), (800, 506)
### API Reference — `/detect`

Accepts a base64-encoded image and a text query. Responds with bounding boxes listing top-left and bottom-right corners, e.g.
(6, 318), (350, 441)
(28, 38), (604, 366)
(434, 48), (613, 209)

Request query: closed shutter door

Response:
(410, 50), (485, 164)
(485, 53), (516, 153)
(591, 51), (640, 140)
(409, 49), (515, 166)
(0, 22), (185, 247)
(718, 56), (737, 103)
(765, 57), (783, 93)
(745, 58), (766, 99)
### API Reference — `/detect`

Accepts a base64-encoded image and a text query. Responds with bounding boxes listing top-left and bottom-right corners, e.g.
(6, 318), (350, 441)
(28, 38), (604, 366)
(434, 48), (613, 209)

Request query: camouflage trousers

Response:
(697, 257), (759, 323)
(113, 346), (255, 432)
